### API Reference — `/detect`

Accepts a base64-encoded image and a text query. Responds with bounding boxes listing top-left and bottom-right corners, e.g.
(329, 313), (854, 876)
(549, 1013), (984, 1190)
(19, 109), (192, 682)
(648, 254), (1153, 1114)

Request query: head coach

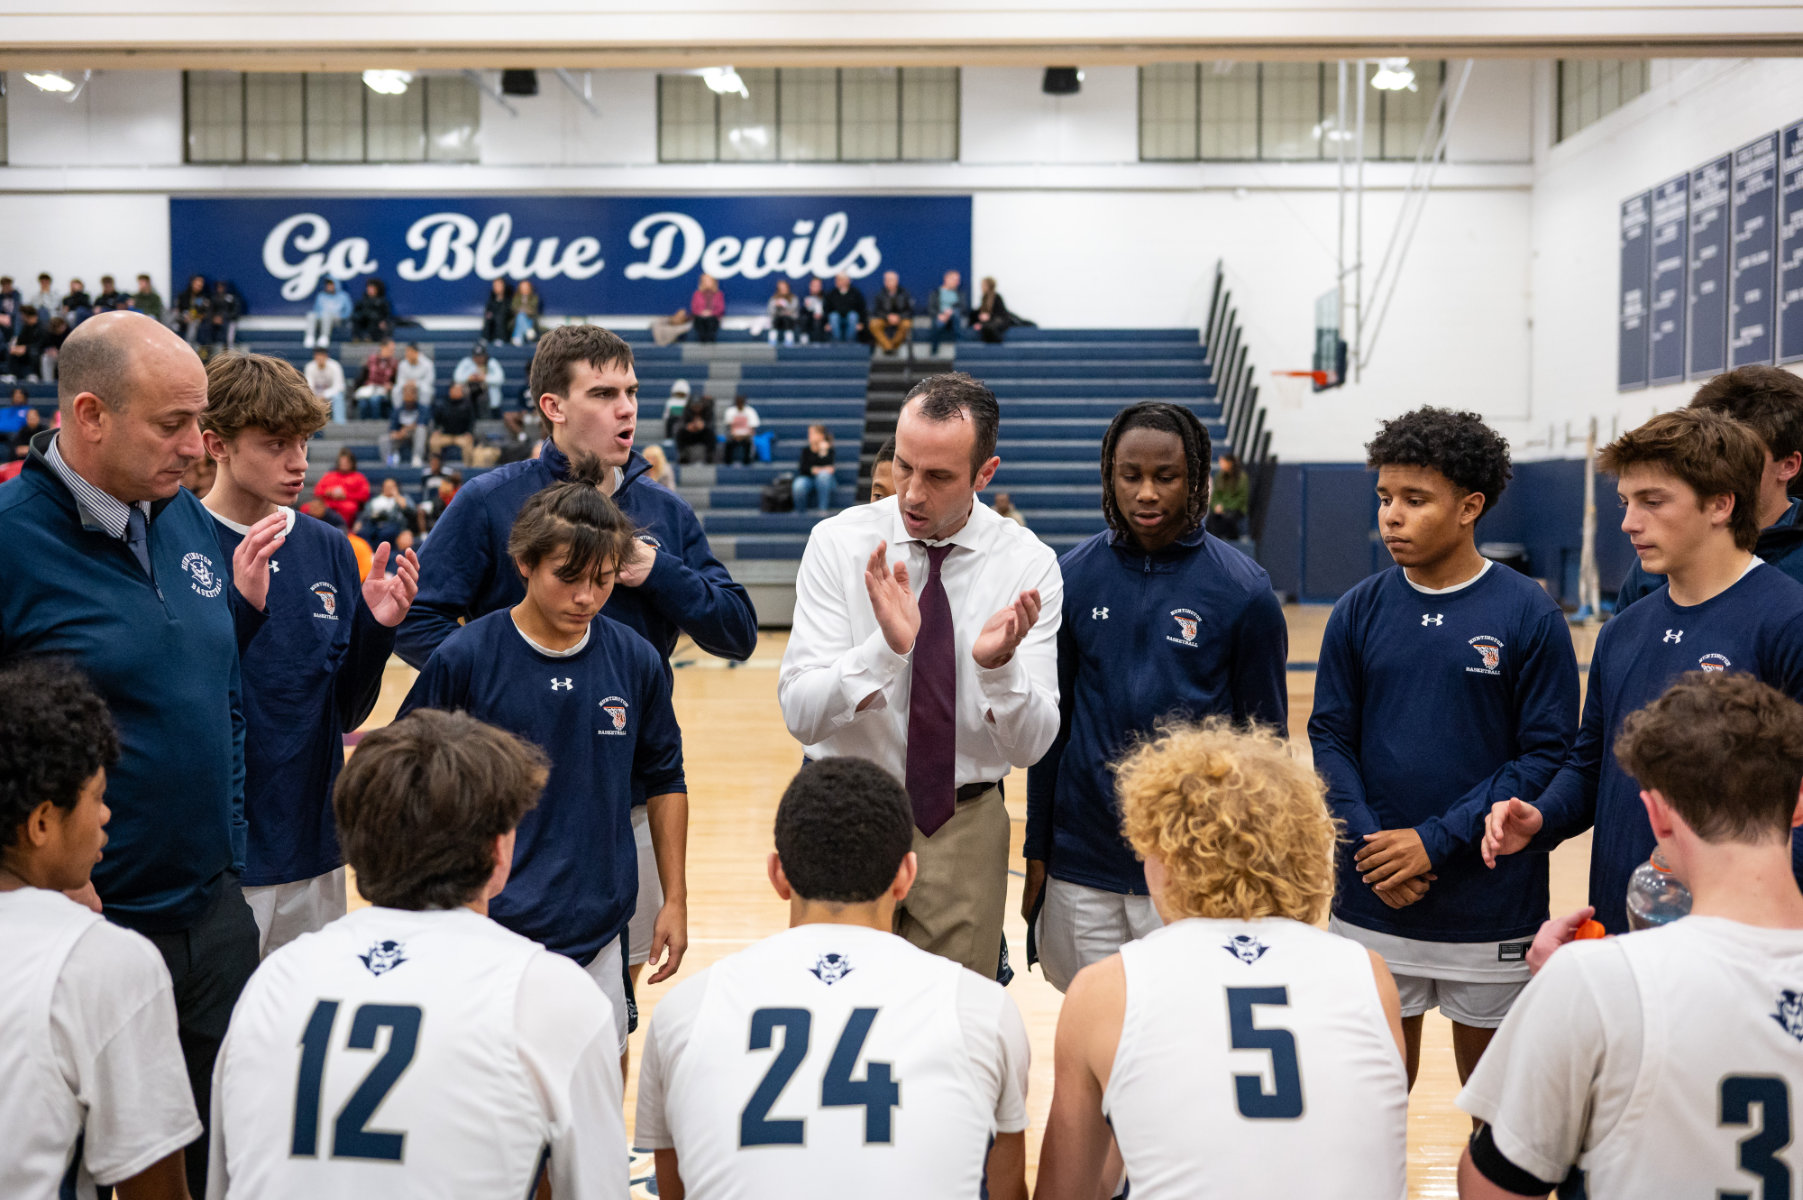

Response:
(0, 310), (284, 1193)
(778, 371), (1063, 978)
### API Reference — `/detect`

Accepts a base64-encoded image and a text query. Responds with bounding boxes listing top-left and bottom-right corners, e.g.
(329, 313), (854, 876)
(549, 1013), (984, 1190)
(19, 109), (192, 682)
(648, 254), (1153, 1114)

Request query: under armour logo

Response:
(550, 678), (574, 691)
(1422, 614), (1443, 627)
(1092, 607), (1109, 619)
(1663, 629), (1683, 644)
(270, 560), (280, 573)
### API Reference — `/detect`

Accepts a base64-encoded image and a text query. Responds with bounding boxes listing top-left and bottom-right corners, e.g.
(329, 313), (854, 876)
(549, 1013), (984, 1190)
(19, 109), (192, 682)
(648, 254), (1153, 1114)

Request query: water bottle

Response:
(1625, 850), (1692, 930)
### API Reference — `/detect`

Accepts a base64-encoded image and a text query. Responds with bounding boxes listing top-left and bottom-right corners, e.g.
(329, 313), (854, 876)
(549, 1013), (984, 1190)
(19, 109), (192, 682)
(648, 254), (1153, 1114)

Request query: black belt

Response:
(956, 780), (1002, 803)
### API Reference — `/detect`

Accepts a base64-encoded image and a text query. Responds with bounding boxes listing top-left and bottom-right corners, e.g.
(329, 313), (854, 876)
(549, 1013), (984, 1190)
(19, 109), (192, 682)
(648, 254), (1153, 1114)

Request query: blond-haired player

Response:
(1038, 721), (1408, 1200)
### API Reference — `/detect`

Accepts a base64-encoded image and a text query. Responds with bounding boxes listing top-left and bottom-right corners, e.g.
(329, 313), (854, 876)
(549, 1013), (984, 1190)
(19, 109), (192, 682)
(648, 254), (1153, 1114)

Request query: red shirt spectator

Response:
(314, 449), (370, 526)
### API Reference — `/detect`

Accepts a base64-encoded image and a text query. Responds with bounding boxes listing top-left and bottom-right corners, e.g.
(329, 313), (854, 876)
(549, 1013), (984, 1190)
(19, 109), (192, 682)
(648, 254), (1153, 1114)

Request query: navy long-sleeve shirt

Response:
(399, 609), (686, 963)
(1531, 562), (1803, 933)
(211, 509), (393, 887)
(1025, 528), (1288, 894)
(1309, 563), (1579, 943)
(396, 441), (756, 673)
(1615, 497), (1803, 611)
(0, 441), (250, 932)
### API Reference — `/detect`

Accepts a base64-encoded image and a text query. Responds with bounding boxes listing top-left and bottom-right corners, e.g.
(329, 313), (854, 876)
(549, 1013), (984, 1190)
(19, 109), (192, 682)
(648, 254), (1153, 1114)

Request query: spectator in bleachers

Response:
(180, 447), (216, 499)
(359, 475), (417, 545)
(802, 277), (829, 342)
(387, 381), (429, 466)
(0, 276), (20, 341)
(792, 424), (838, 511)
(300, 495), (347, 532)
(722, 392), (761, 466)
(869, 435), (896, 502)
(453, 341), (505, 415)
(41, 317), (70, 382)
(202, 279), (242, 350)
(663, 378), (692, 440)
(27, 273), (55, 320)
(395, 341), (435, 410)
(691, 273), (725, 343)
(767, 279), (801, 345)
(480, 278), (512, 343)
(495, 408), (538, 465)
(9, 307), (51, 380)
(350, 279), (393, 343)
(651, 305), (693, 347)
(990, 491), (1027, 527)
(929, 269), (964, 355)
(302, 278), (350, 349)
(642, 443), (676, 489)
(510, 279), (542, 345)
(60, 279), (93, 327)
(172, 275), (211, 345)
(314, 448), (370, 527)
(418, 462), (460, 532)
(305, 346), (348, 424)
(429, 381), (479, 460)
(10, 404), (45, 460)
(94, 275), (128, 311)
(1206, 451), (1250, 540)
(353, 338), (399, 418)
(870, 271), (914, 355)
(969, 277), (1016, 344)
(132, 274), (164, 321)
(676, 390), (717, 465)
(823, 271), (866, 342)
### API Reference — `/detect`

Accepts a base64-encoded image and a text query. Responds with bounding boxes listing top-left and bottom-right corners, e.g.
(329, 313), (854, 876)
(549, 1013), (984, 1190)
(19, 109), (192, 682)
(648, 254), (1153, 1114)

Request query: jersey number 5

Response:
(739, 1007), (900, 1147)
(1720, 1075), (1792, 1200)
(1226, 987), (1304, 1120)
(291, 1000), (423, 1162)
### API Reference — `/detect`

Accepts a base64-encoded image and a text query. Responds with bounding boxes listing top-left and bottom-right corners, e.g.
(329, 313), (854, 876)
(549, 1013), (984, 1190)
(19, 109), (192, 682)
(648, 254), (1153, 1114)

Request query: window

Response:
(657, 67), (958, 163)
(184, 71), (480, 164)
(1139, 61), (1447, 162)
(1557, 59), (1650, 142)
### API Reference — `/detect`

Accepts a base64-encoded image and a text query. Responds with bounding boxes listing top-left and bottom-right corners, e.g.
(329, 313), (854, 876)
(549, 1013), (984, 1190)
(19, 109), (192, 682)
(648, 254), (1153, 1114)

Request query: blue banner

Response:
(1618, 190), (1651, 390)
(1780, 122), (1803, 363)
(1687, 155), (1731, 380)
(169, 195), (973, 318)
(1648, 174), (1688, 386)
(1730, 132), (1779, 367)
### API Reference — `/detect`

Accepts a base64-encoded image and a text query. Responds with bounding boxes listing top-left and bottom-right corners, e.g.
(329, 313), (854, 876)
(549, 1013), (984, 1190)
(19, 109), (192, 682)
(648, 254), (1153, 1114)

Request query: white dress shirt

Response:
(779, 494), (1063, 786)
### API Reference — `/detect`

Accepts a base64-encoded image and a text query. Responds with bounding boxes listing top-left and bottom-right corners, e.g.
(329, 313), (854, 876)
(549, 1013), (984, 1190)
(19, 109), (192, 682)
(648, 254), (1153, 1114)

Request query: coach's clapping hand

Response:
(973, 589), (1042, 670)
(1481, 797), (1544, 868)
(865, 541), (921, 655)
(362, 543), (421, 627)
(231, 510), (288, 612)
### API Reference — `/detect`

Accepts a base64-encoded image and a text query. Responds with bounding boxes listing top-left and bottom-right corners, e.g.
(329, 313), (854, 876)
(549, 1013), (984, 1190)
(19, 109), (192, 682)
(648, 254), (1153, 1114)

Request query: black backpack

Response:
(760, 472), (795, 513)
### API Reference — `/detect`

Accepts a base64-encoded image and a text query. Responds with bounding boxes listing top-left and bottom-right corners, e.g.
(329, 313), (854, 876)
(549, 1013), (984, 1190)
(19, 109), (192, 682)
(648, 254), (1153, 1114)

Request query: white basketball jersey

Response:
(1572, 917), (1803, 1196)
(1105, 918), (1408, 1200)
(646, 923), (1023, 1199)
(211, 904), (593, 1199)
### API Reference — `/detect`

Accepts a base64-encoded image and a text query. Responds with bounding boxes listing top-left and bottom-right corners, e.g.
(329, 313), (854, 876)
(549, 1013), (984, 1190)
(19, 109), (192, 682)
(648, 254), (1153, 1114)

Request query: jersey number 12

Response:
(739, 1007), (900, 1147)
(291, 1000), (422, 1162)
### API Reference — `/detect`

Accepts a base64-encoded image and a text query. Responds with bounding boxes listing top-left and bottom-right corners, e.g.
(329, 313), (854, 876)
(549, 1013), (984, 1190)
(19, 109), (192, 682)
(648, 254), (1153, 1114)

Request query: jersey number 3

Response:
(291, 1000), (422, 1162)
(1720, 1075), (1792, 1200)
(740, 1007), (900, 1147)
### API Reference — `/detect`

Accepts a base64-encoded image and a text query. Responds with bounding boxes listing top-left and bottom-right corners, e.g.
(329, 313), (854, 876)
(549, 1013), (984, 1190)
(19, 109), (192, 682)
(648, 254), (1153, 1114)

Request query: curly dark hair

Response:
(1365, 406), (1512, 519)
(0, 659), (119, 839)
(1100, 402), (1213, 541)
(773, 758), (914, 905)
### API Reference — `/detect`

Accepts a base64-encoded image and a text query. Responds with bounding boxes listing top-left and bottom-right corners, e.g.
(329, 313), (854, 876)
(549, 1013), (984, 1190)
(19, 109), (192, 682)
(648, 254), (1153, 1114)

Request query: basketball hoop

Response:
(1275, 370), (1332, 387)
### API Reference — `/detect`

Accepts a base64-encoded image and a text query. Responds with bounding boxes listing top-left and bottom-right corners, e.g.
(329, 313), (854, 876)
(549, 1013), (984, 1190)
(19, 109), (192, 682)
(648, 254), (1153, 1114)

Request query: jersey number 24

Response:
(739, 1007), (900, 1147)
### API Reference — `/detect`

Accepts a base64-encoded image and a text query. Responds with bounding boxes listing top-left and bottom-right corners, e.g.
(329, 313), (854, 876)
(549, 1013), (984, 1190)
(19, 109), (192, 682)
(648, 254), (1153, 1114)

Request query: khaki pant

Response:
(894, 784), (1009, 977)
(872, 318), (912, 353)
(428, 431), (475, 459)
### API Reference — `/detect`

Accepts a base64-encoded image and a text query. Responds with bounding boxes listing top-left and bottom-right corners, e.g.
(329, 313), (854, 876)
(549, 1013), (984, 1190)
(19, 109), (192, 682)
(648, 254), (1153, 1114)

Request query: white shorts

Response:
(1329, 916), (1530, 1028)
(244, 867), (348, 959)
(1033, 876), (1163, 994)
(627, 805), (661, 968)
(580, 934), (629, 1055)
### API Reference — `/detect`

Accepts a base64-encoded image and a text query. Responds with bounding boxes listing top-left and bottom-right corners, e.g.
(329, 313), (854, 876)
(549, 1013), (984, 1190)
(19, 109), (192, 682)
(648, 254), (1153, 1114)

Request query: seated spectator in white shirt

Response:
(452, 343), (506, 417)
(395, 342), (436, 412)
(305, 347), (348, 424)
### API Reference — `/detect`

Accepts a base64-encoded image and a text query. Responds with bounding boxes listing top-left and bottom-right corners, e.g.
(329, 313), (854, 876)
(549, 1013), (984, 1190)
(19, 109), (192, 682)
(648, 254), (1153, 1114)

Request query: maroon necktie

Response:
(906, 543), (957, 836)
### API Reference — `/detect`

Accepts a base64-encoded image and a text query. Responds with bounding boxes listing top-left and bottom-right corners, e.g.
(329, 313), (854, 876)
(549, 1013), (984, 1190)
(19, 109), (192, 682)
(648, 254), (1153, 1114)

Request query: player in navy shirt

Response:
(400, 460), (688, 1059)
(1025, 402), (1286, 992)
(1486, 408), (1803, 932)
(199, 353), (419, 956)
(1615, 365), (1803, 609)
(1309, 408), (1579, 1090)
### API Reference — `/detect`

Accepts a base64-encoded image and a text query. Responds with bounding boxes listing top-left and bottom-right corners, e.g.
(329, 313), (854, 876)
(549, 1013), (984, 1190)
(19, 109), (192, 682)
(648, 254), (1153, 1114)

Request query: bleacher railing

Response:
(1202, 261), (1275, 545)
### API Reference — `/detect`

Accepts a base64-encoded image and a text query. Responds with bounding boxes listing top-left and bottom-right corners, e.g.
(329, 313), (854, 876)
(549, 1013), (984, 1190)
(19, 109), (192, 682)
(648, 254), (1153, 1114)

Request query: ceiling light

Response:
(702, 67), (749, 98)
(1370, 58), (1417, 92)
(362, 70), (413, 96)
(24, 71), (75, 93)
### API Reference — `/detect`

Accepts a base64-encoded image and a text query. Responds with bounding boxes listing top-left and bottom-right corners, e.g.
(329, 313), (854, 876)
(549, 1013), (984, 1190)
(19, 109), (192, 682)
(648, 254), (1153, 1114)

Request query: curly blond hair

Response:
(1115, 719), (1339, 924)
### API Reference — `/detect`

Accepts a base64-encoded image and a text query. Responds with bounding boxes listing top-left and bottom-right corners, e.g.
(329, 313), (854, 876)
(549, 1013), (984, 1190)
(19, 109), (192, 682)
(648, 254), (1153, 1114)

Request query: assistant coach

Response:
(779, 372), (1062, 978)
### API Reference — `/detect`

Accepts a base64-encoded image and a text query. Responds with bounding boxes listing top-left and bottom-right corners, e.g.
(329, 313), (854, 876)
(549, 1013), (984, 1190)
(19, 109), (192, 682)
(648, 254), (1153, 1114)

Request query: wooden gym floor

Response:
(354, 606), (1601, 1199)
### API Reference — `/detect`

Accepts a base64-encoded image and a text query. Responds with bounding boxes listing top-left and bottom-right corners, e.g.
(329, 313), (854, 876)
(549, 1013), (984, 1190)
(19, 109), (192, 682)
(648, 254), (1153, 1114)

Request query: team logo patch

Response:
(598, 695), (629, 735)
(1468, 635), (1504, 675)
(309, 581), (339, 620)
(1223, 935), (1269, 965)
(1664, 629), (1684, 644)
(1422, 613), (1443, 627)
(1167, 608), (1201, 647)
(181, 551), (223, 598)
(359, 939), (407, 977)
(810, 952), (855, 985)
(1699, 652), (1732, 673)
(1773, 989), (1803, 1042)
(636, 533), (662, 550)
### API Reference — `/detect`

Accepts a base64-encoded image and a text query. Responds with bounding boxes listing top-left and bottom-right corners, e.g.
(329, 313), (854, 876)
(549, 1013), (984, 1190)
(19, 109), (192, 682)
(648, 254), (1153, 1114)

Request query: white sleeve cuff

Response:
(832, 628), (910, 724)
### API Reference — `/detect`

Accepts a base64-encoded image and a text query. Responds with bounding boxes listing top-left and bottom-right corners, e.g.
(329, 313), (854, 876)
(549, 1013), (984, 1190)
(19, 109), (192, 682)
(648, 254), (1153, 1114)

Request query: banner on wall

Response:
(1686, 155), (1731, 380)
(169, 195), (973, 317)
(1617, 191), (1650, 391)
(1730, 132), (1779, 368)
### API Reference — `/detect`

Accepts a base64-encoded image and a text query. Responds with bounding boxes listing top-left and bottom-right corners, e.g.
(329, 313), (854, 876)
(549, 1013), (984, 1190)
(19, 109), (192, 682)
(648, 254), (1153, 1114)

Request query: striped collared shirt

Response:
(42, 432), (149, 539)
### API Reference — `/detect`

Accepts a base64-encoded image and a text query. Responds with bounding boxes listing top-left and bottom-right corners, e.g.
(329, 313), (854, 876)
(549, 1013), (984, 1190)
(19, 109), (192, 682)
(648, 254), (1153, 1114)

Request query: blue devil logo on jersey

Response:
(1773, 989), (1803, 1042)
(359, 939), (408, 977)
(810, 952), (854, 985)
(1223, 935), (1270, 965)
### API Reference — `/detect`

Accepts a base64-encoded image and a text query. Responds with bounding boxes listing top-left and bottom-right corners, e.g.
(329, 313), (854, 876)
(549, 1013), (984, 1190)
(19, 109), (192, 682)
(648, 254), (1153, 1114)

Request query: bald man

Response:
(0, 312), (285, 1194)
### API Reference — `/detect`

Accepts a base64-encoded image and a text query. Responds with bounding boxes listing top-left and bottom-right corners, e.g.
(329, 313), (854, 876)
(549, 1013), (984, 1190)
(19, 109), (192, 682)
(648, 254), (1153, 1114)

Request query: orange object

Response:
(1574, 919), (1607, 940)
(349, 533), (373, 581)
